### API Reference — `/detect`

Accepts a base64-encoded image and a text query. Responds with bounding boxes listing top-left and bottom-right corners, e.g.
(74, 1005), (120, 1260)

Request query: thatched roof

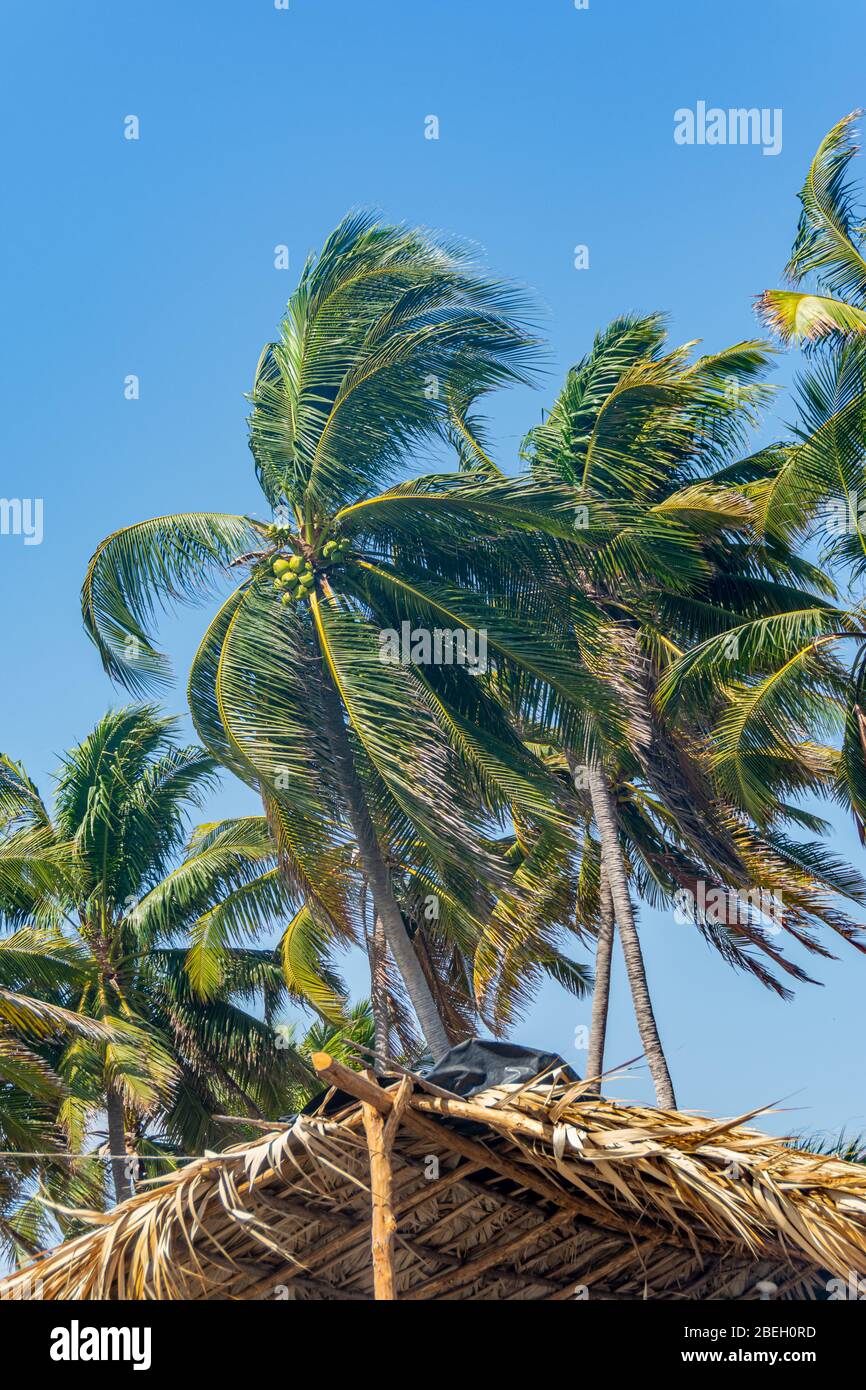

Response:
(3, 1052), (866, 1301)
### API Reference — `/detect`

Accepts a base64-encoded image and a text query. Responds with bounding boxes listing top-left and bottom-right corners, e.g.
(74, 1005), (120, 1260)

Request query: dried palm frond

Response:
(2, 1067), (864, 1301)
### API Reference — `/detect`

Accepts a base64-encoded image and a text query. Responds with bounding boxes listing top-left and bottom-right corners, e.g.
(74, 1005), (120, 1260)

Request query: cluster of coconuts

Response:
(322, 537), (350, 563)
(271, 538), (350, 605)
(272, 554), (316, 605)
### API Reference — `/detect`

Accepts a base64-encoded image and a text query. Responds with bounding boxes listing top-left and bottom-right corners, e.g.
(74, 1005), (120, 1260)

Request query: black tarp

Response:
(423, 1038), (577, 1096)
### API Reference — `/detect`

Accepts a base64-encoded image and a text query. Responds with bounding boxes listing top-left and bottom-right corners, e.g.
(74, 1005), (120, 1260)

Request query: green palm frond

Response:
(185, 869), (300, 997)
(0, 990), (108, 1042)
(783, 111), (866, 304)
(311, 587), (506, 885)
(247, 212), (539, 513)
(278, 903), (348, 1024)
(82, 513), (263, 693)
(103, 1016), (180, 1112)
(0, 755), (51, 832)
(756, 110), (866, 350)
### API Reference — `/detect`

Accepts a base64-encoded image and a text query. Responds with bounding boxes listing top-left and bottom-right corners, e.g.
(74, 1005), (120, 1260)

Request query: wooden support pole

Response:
(361, 1101), (397, 1300)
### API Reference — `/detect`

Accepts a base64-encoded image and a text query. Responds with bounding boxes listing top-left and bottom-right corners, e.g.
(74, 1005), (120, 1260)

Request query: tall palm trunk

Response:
(362, 882), (390, 1073)
(105, 1083), (133, 1204)
(586, 764), (676, 1109)
(370, 915), (390, 1072)
(585, 862), (614, 1096)
(318, 667), (450, 1059)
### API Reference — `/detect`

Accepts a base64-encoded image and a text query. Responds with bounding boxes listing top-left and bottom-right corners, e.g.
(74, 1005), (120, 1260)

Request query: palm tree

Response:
(752, 111), (866, 642)
(80, 213), (603, 1058)
(516, 315), (866, 1105)
(0, 707), (311, 1203)
(661, 114), (866, 835)
(0, 928), (119, 1264)
(0, 933), (104, 1262)
(758, 111), (866, 345)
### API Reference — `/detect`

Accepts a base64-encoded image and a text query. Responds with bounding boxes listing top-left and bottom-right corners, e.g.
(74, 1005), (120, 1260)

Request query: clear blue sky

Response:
(1, 0), (865, 1138)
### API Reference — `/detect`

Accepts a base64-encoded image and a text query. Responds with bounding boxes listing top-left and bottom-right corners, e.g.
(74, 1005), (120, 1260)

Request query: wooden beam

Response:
(311, 1052), (393, 1111)
(310, 1054), (587, 1220)
(412, 1093), (551, 1143)
(292, 1275), (372, 1302)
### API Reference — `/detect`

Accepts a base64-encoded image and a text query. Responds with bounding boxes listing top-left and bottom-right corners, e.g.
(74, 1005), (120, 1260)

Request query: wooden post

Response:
(311, 1056), (413, 1300)
(361, 1100), (397, 1300)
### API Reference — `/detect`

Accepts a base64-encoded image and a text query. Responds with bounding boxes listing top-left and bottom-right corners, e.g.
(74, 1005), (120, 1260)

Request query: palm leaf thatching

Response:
(3, 1056), (865, 1301)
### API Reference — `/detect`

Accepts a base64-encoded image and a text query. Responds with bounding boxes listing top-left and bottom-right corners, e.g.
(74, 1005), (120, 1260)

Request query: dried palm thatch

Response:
(2, 1054), (865, 1301)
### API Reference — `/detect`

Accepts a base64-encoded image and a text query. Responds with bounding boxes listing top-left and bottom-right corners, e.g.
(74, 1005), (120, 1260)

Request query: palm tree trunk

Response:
(586, 764), (677, 1109)
(585, 861), (614, 1097)
(361, 883), (391, 1073)
(370, 915), (390, 1073)
(318, 668), (450, 1059)
(105, 1083), (133, 1204)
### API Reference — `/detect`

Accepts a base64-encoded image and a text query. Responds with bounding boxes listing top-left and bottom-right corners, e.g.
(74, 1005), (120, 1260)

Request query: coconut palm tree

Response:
(0, 707), (313, 1203)
(81, 213), (605, 1059)
(0, 931), (107, 1262)
(752, 111), (866, 618)
(758, 111), (866, 345)
(661, 114), (866, 835)
(514, 314), (866, 1105)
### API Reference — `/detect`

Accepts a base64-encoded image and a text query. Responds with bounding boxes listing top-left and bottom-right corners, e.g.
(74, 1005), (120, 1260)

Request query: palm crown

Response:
(0, 706), (311, 1209)
(664, 115), (866, 838)
(81, 214), (612, 1057)
(510, 314), (866, 1102)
